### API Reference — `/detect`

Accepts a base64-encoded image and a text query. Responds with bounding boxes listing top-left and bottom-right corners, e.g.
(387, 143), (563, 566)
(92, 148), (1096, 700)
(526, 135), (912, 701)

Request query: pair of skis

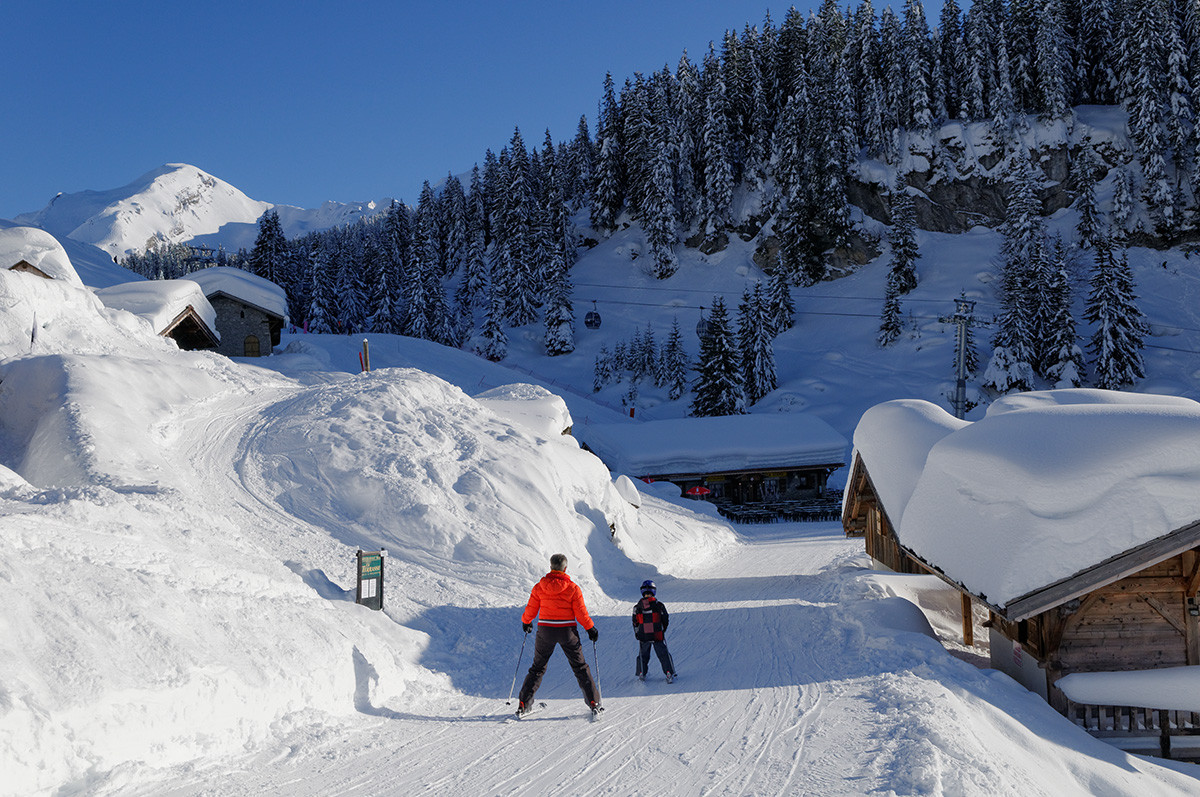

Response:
(508, 701), (604, 722)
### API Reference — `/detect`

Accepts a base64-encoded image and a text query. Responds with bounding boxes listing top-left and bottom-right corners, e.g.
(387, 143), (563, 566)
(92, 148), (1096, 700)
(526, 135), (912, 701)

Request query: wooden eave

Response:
(161, 305), (219, 350)
(841, 451), (900, 536)
(205, 289), (285, 323)
(644, 461), (843, 482)
(1001, 517), (1200, 622)
(881, 516), (1200, 624)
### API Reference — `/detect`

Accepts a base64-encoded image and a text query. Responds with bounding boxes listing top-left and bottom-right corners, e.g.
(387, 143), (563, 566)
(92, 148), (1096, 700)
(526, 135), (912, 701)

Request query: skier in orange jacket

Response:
(516, 553), (600, 715)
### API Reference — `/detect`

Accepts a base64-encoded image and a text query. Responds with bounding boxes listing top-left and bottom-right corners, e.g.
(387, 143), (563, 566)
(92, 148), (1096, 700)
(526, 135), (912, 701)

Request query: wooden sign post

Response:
(356, 549), (385, 610)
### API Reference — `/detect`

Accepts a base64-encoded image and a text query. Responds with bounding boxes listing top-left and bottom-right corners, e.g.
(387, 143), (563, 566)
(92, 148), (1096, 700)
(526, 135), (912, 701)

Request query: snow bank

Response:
(854, 390), (1200, 609)
(0, 270), (170, 362)
(96, 279), (218, 336)
(581, 414), (848, 477)
(184, 265), (289, 320)
(0, 225), (82, 286)
(1058, 666), (1200, 713)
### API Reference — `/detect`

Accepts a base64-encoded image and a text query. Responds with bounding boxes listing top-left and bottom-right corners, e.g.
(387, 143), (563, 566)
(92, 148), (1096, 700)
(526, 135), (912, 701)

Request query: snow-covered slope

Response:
(14, 164), (390, 259)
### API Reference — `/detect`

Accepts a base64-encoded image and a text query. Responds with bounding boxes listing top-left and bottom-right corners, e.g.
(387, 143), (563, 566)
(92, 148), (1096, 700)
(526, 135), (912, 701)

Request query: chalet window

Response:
(244, 335), (260, 357)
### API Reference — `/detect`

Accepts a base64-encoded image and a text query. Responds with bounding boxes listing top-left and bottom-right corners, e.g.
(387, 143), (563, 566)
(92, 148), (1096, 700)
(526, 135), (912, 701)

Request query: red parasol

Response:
(685, 485), (711, 497)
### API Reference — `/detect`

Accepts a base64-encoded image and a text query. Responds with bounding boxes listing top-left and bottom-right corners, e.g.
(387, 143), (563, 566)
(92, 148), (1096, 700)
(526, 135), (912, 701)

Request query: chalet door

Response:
(244, 335), (260, 357)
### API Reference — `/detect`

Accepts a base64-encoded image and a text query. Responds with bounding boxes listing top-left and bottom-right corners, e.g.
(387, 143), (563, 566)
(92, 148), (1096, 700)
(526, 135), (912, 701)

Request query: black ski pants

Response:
(518, 624), (598, 707)
(637, 639), (675, 676)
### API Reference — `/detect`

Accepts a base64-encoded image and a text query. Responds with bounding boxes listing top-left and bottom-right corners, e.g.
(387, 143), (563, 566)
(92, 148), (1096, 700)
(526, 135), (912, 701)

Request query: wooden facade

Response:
(161, 305), (220, 351)
(843, 450), (1200, 754)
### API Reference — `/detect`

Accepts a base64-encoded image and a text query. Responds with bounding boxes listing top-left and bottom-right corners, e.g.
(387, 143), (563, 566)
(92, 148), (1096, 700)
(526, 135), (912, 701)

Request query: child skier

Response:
(632, 580), (676, 683)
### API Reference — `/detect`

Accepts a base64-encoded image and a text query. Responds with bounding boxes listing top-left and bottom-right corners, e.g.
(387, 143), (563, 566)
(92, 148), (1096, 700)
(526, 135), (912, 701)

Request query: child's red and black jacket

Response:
(632, 596), (670, 641)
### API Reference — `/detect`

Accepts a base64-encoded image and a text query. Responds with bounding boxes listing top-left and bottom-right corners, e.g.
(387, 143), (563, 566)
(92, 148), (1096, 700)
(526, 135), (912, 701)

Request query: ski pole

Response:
(592, 637), (602, 706)
(506, 631), (529, 705)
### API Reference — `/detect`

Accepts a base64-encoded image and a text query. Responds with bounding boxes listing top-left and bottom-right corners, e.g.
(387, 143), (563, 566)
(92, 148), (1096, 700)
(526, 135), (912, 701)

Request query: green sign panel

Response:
(356, 549), (385, 611)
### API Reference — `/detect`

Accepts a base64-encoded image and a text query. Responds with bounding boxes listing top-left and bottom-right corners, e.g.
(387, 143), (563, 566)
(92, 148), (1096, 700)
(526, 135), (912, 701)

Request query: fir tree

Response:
(738, 283), (777, 404)
(248, 209), (289, 285)
(1085, 236), (1147, 389)
(643, 89), (679, 278)
(766, 260), (796, 334)
(305, 244), (334, 334)
(1072, 145), (1103, 249)
(1111, 164), (1135, 238)
(479, 291), (508, 362)
(1044, 266), (1085, 388)
(888, 183), (919, 294)
(659, 318), (690, 401)
(593, 346), (614, 392)
(542, 248), (575, 356)
(690, 296), (745, 416)
(878, 271), (904, 347)
(591, 73), (624, 235)
(700, 47), (734, 235)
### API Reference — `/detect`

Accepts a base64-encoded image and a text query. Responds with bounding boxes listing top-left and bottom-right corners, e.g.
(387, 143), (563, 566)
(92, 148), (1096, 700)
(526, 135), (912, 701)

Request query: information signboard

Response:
(356, 549), (385, 611)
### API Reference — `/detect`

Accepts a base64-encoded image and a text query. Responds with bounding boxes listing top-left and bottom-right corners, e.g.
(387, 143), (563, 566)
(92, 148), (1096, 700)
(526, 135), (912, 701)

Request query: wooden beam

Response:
(1184, 550), (1200, 598)
(1140, 594), (1187, 636)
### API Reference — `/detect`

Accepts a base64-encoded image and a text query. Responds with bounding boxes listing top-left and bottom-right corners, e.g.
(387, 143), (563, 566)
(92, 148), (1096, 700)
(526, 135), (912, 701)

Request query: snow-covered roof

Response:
(473, 383), (573, 438)
(852, 390), (1200, 613)
(96, 280), (218, 338)
(581, 414), (848, 477)
(0, 226), (83, 286)
(183, 266), (289, 321)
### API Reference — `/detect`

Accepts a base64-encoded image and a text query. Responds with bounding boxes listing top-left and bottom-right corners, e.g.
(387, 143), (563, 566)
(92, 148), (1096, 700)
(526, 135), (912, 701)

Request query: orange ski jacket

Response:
(521, 570), (595, 630)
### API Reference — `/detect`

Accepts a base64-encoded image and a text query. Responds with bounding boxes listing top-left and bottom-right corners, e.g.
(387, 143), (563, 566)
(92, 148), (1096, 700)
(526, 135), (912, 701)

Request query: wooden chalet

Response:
(844, 393), (1200, 757)
(7, 258), (53, 280)
(160, 305), (220, 351)
(581, 414), (848, 521)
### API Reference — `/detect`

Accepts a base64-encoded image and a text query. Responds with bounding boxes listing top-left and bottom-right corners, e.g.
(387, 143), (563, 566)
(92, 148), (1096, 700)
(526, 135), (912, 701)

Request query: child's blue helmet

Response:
(640, 580), (656, 596)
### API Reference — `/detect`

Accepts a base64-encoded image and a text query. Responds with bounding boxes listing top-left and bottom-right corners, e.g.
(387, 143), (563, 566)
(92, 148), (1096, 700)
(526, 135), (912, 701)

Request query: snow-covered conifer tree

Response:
(690, 296), (745, 416)
(888, 183), (919, 294)
(1044, 265), (1085, 388)
(1085, 236), (1147, 389)
(878, 271), (903, 347)
(593, 345), (614, 392)
(542, 248), (575, 356)
(249, 209), (289, 285)
(738, 283), (777, 404)
(659, 318), (690, 401)
(766, 260), (795, 334)
(591, 73), (624, 235)
(700, 47), (734, 235)
(479, 291), (507, 362)
(1072, 146), (1103, 249)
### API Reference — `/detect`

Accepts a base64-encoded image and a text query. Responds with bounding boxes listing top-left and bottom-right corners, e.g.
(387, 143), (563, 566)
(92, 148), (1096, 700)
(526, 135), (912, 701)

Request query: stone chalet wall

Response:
(209, 295), (276, 357)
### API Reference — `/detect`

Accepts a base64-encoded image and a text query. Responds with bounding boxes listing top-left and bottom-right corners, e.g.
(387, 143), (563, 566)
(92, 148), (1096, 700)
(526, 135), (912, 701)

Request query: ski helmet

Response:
(640, 580), (656, 596)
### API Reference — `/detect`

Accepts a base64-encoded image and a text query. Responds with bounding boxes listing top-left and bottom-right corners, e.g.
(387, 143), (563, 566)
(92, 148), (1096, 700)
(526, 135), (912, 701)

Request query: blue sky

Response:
(3, 1), (826, 219)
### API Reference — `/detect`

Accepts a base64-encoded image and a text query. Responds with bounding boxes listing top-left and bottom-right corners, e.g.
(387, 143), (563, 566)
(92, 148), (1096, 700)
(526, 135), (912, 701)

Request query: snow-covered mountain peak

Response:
(15, 164), (393, 259)
(16, 163), (270, 259)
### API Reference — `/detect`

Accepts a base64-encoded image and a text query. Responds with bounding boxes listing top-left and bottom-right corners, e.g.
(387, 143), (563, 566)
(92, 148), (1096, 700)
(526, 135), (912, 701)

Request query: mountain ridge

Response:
(14, 163), (390, 259)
